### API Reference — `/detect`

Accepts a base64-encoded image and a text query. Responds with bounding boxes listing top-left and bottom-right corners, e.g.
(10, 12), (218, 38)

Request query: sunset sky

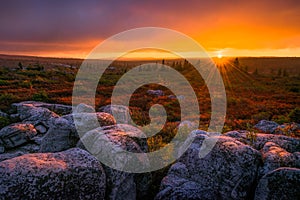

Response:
(1, 0), (300, 58)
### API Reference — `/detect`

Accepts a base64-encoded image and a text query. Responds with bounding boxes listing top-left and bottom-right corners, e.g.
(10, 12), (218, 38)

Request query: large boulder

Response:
(224, 131), (300, 153)
(99, 105), (130, 124)
(74, 103), (95, 113)
(13, 102), (59, 122)
(39, 112), (116, 153)
(39, 117), (78, 153)
(259, 142), (300, 176)
(0, 123), (37, 149)
(0, 148), (106, 199)
(155, 135), (262, 200)
(254, 120), (279, 133)
(11, 103), (59, 134)
(62, 112), (116, 134)
(254, 167), (300, 200)
(77, 124), (150, 200)
(0, 141), (40, 162)
(12, 101), (73, 115)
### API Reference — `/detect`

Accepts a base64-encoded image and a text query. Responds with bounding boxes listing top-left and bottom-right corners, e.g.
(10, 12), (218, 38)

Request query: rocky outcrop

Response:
(99, 105), (130, 124)
(39, 117), (78, 153)
(77, 124), (150, 200)
(0, 123), (37, 149)
(224, 131), (300, 152)
(13, 102), (59, 122)
(155, 135), (262, 200)
(12, 101), (73, 115)
(0, 148), (106, 199)
(62, 112), (116, 132)
(39, 111), (116, 153)
(254, 120), (279, 133)
(259, 142), (300, 176)
(74, 103), (95, 113)
(254, 167), (300, 200)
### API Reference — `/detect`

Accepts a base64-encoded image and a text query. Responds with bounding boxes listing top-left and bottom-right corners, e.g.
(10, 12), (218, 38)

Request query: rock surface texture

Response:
(254, 167), (300, 200)
(155, 135), (262, 200)
(0, 148), (106, 199)
(77, 124), (150, 200)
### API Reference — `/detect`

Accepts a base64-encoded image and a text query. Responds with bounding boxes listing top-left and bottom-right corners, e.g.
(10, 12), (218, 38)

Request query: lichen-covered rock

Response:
(99, 104), (130, 124)
(39, 117), (78, 153)
(259, 142), (300, 176)
(155, 135), (262, 200)
(0, 151), (24, 162)
(13, 103), (59, 123)
(224, 131), (300, 152)
(254, 167), (300, 200)
(77, 124), (150, 200)
(0, 148), (106, 199)
(62, 112), (116, 135)
(0, 123), (37, 149)
(254, 120), (279, 133)
(74, 103), (95, 113)
(12, 101), (73, 115)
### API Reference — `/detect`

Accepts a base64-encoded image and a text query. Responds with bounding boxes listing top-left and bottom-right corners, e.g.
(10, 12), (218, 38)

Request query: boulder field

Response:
(0, 101), (299, 200)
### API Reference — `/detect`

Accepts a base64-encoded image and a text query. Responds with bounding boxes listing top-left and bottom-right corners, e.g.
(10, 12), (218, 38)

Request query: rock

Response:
(274, 122), (300, 137)
(0, 123), (37, 149)
(77, 124), (150, 200)
(9, 113), (20, 122)
(155, 135), (262, 200)
(254, 120), (279, 133)
(11, 102), (66, 137)
(15, 103), (59, 127)
(254, 167), (300, 200)
(78, 124), (148, 153)
(12, 101), (73, 115)
(39, 117), (78, 153)
(0, 146), (4, 154)
(99, 104), (130, 124)
(168, 95), (185, 100)
(0, 151), (24, 162)
(74, 103), (95, 113)
(0, 142), (40, 162)
(0, 110), (8, 118)
(224, 131), (300, 152)
(259, 142), (300, 177)
(147, 90), (164, 96)
(62, 112), (116, 135)
(34, 122), (48, 134)
(0, 148), (106, 199)
(178, 120), (196, 129)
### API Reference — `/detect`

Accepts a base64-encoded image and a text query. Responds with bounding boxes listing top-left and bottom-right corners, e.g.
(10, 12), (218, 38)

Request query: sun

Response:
(217, 53), (223, 58)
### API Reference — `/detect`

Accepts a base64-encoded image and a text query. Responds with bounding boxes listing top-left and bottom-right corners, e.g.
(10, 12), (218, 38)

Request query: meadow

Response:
(0, 54), (299, 138)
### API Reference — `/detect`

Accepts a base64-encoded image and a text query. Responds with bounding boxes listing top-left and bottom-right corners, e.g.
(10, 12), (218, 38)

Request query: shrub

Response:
(0, 116), (10, 129)
(272, 115), (289, 124)
(0, 79), (8, 86)
(288, 107), (300, 123)
(32, 91), (49, 102)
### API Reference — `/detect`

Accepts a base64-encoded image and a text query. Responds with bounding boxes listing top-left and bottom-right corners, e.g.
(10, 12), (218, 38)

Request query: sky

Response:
(0, 0), (300, 58)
